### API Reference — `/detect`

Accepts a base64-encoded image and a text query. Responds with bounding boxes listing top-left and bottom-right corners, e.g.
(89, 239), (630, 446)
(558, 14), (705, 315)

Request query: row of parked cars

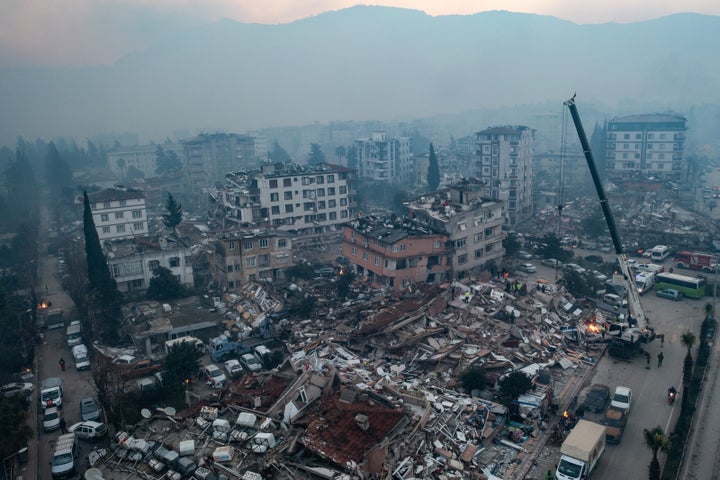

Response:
(201, 345), (272, 389)
(583, 384), (633, 443)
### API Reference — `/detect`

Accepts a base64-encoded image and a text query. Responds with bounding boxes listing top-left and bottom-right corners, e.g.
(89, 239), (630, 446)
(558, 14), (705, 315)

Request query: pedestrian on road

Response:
(59, 417), (66, 434)
(645, 352), (651, 369)
(545, 470), (553, 480)
(59, 358), (65, 371)
(658, 351), (664, 367)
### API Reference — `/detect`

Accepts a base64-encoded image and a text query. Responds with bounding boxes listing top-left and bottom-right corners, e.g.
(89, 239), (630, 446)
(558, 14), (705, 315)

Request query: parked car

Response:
(202, 364), (227, 388)
(583, 384), (610, 413)
(43, 406), (62, 432)
(517, 251), (533, 260)
(610, 386), (633, 413)
(224, 359), (243, 377)
(519, 263), (536, 273)
(241, 353), (262, 372)
(584, 255), (604, 265)
(80, 397), (101, 422)
(563, 263), (586, 275)
(1, 382), (34, 398)
(603, 407), (627, 443)
(592, 271), (608, 283)
(541, 258), (562, 268)
(656, 288), (683, 301)
(68, 421), (108, 441)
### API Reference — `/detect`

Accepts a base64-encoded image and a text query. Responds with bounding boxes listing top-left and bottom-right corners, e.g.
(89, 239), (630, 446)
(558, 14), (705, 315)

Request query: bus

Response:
(651, 245), (671, 262)
(654, 272), (706, 298)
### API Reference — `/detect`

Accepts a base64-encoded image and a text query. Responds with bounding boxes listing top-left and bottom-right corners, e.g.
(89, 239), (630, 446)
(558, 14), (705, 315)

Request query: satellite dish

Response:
(85, 468), (104, 480)
(141, 409), (151, 419)
(165, 407), (176, 416)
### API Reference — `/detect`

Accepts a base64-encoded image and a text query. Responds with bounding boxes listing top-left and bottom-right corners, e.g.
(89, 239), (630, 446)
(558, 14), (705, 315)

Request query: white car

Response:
(241, 353), (262, 372)
(610, 386), (633, 413)
(519, 263), (536, 273)
(69, 421), (108, 440)
(1, 382), (34, 398)
(43, 407), (62, 432)
(202, 364), (227, 388)
(224, 359), (243, 377)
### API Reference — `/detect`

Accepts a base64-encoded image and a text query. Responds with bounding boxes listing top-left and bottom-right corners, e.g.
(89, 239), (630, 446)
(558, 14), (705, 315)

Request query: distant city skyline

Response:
(1, 0), (719, 67)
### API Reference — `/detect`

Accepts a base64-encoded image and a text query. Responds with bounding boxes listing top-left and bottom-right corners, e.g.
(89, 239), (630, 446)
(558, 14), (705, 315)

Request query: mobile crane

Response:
(564, 95), (656, 359)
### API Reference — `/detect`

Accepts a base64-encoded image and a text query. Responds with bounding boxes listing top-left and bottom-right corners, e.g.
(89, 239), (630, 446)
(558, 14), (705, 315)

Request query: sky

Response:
(1, 0), (719, 67)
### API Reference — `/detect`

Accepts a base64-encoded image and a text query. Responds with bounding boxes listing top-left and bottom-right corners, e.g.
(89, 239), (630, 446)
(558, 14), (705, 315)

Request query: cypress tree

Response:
(427, 143), (440, 191)
(83, 191), (106, 289)
(162, 193), (183, 229)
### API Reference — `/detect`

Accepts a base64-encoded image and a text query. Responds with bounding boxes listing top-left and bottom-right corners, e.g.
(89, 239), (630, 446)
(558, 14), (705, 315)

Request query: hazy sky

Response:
(1, 0), (719, 67)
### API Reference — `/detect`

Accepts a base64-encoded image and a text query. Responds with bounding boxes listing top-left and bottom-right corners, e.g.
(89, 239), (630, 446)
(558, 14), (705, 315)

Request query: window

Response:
(277, 239), (287, 248)
(457, 222), (467, 231)
(362, 252), (368, 261)
(133, 222), (144, 231)
(475, 249), (483, 258)
(269, 179), (278, 188)
(374, 256), (380, 266)
(245, 240), (253, 249)
(455, 237), (467, 248)
(351, 247), (358, 256)
(316, 176), (324, 184)
(271, 206), (280, 214)
(270, 193), (279, 202)
(169, 257), (180, 267)
(284, 191), (293, 200)
(329, 211), (337, 220)
(327, 187), (336, 196)
(340, 198), (348, 206)
(116, 225), (125, 233)
(317, 188), (325, 197)
(393, 244), (407, 252)
(458, 254), (468, 264)
(484, 227), (494, 237)
(341, 210), (348, 218)
(245, 257), (256, 267)
(283, 178), (292, 187)
(132, 210), (142, 219)
(328, 199), (336, 208)
(149, 260), (160, 271)
(228, 241), (235, 250)
(285, 204), (294, 213)
(339, 185), (347, 194)
(317, 213), (327, 222)
(433, 240), (441, 248)
(474, 233), (483, 243)
(304, 202), (314, 211)
(100, 214), (109, 222)
(259, 239), (269, 248)
(302, 177), (312, 185)
(318, 201), (326, 209)
(119, 200), (126, 206)
(327, 174), (335, 183)
(102, 226), (110, 234)
(115, 212), (124, 219)
(103, 202), (111, 209)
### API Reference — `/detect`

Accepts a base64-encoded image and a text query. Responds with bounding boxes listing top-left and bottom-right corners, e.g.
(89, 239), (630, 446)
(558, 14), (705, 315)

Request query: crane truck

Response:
(564, 95), (657, 359)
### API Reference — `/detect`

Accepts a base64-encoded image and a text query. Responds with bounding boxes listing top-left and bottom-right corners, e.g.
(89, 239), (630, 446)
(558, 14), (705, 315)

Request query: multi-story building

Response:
(107, 144), (184, 179)
(606, 114), (687, 179)
(88, 187), (149, 242)
(474, 126), (534, 225)
(354, 132), (413, 186)
(106, 235), (194, 292)
(209, 162), (356, 236)
(342, 216), (449, 289)
(182, 132), (267, 198)
(210, 230), (294, 289)
(405, 179), (505, 280)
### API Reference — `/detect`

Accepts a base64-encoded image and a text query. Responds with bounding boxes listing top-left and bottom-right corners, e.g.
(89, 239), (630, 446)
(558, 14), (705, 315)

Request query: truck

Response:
(673, 250), (719, 273)
(40, 377), (64, 410)
(566, 96), (657, 359)
(555, 419), (606, 480)
(46, 308), (65, 330)
(209, 334), (267, 363)
(635, 272), (655, 295)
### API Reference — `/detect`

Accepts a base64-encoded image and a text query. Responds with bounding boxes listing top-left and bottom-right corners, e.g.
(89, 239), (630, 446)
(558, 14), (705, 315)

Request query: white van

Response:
(51, 433), (78, 478)
(603, 293), (627, 308)
(72, 344), (90, 371)
(65, 321), (82, 347)
(650, 245), (671, 262)
(637, 263), (664, 274)
(165, 336), (205, 355)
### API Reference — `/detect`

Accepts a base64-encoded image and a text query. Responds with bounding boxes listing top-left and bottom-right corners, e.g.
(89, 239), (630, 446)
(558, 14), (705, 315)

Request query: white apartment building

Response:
(606, 114), (687, 179)
(210, 163), (356, 235)
(474, 126), (534, 226)
(404, 179), (505, 280)
(107, 144), (184, 179)
(88, 187), (148, 242)
(355, 132), (413, 186)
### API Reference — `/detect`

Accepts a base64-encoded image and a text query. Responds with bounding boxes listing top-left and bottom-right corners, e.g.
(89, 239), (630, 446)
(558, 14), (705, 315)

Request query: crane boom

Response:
(564, 96), (654, 349)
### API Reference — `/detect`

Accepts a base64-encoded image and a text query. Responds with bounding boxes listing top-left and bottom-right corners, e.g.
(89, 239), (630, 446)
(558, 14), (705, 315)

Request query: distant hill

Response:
(2, 6), (719, 145)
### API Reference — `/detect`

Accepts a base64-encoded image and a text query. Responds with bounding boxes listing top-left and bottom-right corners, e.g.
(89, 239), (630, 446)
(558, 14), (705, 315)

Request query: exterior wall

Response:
(107, 144), (184, 179)
(88, 191), (148, 242)
(606, 114), (687, 179)
(211, 233), (294, 289)
(355, 132), (413, 186)
(474, 126), (534, 225)
(107, 246), (193, 292)
(341, 226), (448, 289)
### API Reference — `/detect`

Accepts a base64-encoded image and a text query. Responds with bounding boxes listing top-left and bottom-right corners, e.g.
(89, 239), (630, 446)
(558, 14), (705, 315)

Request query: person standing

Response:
(59, 417), (66, 434)
(658, 351), (664, 367)
(59, 358), (65, 371)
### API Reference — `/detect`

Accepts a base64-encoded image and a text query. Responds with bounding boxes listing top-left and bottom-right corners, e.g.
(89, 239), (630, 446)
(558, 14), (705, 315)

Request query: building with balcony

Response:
(474, 126), (534, 225)
(209, 162), (356, 236)
(210, 229), (294, 289)
(342, 215), (449, 289)
(404, 179), (505, 280)
(88, 187), (149, 242)
(606, 114), (687, 179)
(105, 235), (194, 292)
(354, 132), (413, 186)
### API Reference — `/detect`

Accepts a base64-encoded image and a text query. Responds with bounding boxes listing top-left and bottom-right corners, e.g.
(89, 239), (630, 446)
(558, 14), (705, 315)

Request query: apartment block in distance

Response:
(107, 144), (184, 179)
(210, 230), (294, 289)
(405, 179), (505, 280)
(88, 187), (149, 242)
(354, 132), (413, 186)
(342, 215), (449, 289)
(606, 114), (687, 179)
(474, 126), (534, 225)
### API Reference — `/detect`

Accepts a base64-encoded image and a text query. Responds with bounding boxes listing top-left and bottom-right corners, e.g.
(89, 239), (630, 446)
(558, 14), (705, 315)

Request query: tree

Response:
(0, 396), (34, 459)
(147, 266), (188, 300)
(163, 342), (203, 395)
(346, 144), (358, 169)
(116, 158), (126, 179)
(460, 366), (488, 394)
(337, 271), (355, 298)
(269, 140), (291, 163)
(581, 208), (608, 241)
(427, 143), (440, 191)
(643, 426), (669, 480)
(335, 145), (346, 163)
(497, 371), (533, 406)
(503, 232), (522, 260)
(681, 330), (696, 388)
(83, 191), (108, 290)
(307, 143), (326, 165)
(125, 165), (145, 179)
(162, 193), (183, 229)
(155, 146), (182, 175)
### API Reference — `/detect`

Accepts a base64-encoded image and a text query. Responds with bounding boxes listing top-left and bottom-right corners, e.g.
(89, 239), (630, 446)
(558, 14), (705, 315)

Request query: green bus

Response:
(655, 272), (706, 298)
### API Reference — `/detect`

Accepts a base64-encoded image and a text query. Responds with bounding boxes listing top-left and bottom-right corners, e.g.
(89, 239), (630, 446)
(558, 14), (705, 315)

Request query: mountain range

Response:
(2, 6), (719, 147)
